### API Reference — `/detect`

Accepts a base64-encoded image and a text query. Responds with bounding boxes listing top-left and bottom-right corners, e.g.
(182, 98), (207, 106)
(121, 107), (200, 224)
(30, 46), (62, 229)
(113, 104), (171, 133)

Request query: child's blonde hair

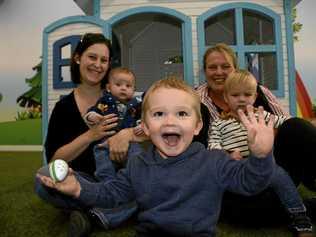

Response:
(224, 69), (257, 95)
(108, 67), (136, 84)
(141, 76), (202, 121)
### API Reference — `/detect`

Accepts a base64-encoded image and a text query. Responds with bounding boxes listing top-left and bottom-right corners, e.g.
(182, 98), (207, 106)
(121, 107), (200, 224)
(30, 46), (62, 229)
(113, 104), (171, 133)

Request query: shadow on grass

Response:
(0, 152), (313, 237)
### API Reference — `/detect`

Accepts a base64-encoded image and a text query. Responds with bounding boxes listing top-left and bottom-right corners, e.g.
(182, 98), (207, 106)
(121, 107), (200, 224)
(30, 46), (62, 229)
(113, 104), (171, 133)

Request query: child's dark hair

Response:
(70, 33), (113, 88)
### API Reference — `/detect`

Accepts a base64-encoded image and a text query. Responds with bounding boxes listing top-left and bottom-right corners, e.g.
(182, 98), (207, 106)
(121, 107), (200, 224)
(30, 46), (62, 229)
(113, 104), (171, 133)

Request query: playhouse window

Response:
(243, 10), (274, 45)
(112, 13), (183, 92)
(201, 5), (282, 95)
(53, 35), (81, 89)
(246, 52), (277, 90)
(205, 10), (235, 45)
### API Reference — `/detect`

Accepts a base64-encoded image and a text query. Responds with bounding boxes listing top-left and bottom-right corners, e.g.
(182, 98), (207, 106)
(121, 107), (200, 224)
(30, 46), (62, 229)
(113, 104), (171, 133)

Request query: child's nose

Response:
(164, 114), (176, 125)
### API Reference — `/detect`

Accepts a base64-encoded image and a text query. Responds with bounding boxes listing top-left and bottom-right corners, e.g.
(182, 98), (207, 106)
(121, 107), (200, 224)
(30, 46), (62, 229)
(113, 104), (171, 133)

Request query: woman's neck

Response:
(208, 89), (230, 112)
(74, 84), (103, 116)
(76, 83), (102, 99)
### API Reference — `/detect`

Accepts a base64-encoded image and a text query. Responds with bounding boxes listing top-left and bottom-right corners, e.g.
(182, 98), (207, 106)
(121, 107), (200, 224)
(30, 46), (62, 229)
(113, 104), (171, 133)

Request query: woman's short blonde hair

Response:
(141, 76), (202, 121)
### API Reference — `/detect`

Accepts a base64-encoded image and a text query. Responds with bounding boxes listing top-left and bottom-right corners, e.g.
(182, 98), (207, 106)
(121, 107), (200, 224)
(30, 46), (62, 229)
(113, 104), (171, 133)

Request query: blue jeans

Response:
(35, 143), (142, 229)
(221, 163), (306, 223)
(270, 165), (306, 214)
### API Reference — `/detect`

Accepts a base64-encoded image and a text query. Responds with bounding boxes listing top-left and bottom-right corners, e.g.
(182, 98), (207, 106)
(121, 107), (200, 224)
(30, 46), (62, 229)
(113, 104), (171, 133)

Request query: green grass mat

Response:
(0, 119), (42, 145)
(0, 152), (314, 237)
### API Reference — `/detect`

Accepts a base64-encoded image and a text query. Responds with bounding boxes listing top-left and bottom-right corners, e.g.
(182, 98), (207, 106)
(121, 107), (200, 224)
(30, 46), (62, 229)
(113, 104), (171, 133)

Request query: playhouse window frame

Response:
(197, 3), (284, 97)
(105, 6), (194, 87)
(52, 35), (81, 89)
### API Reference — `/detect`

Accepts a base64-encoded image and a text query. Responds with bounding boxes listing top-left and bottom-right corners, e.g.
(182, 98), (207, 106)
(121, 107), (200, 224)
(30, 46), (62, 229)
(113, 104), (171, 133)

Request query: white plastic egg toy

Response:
(49, 159), (69, 182)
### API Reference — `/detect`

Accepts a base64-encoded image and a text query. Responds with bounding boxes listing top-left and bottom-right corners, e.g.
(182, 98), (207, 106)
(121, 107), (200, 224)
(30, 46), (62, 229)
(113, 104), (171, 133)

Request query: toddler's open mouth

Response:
(162, 132), (180, 146)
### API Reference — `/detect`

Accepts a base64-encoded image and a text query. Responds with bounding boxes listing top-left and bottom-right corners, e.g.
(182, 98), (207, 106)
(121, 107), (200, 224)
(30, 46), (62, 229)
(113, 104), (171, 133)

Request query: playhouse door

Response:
(112, 13), (183, 92)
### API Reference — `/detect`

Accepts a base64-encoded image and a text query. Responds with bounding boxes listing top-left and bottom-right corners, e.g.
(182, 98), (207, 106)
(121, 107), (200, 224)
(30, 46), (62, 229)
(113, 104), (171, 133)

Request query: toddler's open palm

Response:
(238, 106), (274, 158)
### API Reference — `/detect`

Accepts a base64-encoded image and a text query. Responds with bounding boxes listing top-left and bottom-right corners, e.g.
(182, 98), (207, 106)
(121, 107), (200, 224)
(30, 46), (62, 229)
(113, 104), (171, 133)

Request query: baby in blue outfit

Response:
(84, 67), (143, 180)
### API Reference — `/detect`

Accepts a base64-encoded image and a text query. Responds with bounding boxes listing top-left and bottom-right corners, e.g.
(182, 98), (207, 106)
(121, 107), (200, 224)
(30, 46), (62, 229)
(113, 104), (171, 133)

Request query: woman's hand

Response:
(37, 168), (82, 198)
(86, 113), (118, 142)
(105, 128), (134, 163)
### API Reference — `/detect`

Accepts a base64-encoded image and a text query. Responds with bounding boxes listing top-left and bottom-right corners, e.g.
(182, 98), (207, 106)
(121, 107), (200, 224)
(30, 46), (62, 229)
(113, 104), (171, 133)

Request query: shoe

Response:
(68, 210), (92, 237)
(289, 212), (313, 237)
(304, 197), (316, 220)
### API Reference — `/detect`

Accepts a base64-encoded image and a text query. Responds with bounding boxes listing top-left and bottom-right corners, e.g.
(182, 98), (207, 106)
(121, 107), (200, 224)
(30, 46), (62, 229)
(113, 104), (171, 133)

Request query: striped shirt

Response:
(208, 111), (288, 158)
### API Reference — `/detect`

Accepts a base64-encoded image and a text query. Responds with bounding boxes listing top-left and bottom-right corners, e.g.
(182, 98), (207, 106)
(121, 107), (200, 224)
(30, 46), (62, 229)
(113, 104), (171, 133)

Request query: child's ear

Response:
(194, 119), (203, 136)
(141, 121), (150, 136)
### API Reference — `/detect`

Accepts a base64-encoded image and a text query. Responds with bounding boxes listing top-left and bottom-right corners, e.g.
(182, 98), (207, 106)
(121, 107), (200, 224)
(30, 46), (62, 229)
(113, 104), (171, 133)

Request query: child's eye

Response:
(153, 111), (164, 117)
(177, 111), (188, 117)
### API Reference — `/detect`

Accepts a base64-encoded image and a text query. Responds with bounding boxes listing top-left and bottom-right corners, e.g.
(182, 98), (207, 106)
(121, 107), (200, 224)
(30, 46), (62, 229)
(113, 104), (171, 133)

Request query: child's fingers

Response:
(38, 175), (56, 188)
(238, 109), (250, 128)
(257, 106), (265, 124)
(267, 114), (275, 128)
(246, 105), (257, 124)
(68, 168), (75, 175)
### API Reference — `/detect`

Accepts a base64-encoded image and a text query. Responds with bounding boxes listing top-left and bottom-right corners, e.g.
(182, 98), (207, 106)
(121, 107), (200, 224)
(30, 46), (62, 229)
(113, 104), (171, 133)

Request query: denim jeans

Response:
(270, 165), (306, 214)
(34, 143), (142, 229)
(221, 163), (306, 224)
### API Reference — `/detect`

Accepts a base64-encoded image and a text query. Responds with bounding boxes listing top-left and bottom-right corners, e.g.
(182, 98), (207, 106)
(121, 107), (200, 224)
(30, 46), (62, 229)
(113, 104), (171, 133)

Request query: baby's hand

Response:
(133, 125), (144, 136)
(230, 150), (242, 161)
(85, 112), (103, 126)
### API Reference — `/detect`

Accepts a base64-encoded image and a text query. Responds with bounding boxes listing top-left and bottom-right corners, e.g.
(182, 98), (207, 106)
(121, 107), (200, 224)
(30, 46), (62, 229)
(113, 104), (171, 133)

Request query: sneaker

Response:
(304, 197), (316, 220)
(68, 210), (92, 237)
(289, 212), (313, 237)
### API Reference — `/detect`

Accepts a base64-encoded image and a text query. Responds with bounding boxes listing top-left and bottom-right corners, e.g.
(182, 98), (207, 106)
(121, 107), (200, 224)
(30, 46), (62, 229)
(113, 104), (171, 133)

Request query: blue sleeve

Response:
(214, 150), (274, 195)
(77, 166), (135, 208)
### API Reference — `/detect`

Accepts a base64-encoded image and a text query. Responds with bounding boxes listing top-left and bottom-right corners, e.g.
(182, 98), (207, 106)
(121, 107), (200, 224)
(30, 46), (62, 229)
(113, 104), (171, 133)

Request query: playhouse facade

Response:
(42, 0), (300, 139)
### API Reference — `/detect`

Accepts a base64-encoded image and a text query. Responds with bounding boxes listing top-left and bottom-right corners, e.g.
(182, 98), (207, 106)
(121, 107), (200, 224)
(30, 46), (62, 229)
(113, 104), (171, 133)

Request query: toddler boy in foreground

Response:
(39, 77), (276, 237)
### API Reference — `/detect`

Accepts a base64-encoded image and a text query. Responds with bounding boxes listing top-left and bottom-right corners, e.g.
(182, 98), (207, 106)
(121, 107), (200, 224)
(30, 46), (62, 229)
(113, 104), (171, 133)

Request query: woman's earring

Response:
(76, 61), (80, 64)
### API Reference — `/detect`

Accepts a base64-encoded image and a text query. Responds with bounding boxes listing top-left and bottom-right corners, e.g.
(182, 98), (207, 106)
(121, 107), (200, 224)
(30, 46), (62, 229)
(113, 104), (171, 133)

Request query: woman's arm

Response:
(51, 114), (118, 162)
(106, 127), (149, 162)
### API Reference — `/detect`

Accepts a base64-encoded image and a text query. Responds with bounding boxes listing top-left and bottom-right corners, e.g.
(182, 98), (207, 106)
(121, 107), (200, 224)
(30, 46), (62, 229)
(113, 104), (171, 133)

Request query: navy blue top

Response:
(86, 91), (142, 131)
(45, 92), (96, 175)
(77, 142), (274, 236)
